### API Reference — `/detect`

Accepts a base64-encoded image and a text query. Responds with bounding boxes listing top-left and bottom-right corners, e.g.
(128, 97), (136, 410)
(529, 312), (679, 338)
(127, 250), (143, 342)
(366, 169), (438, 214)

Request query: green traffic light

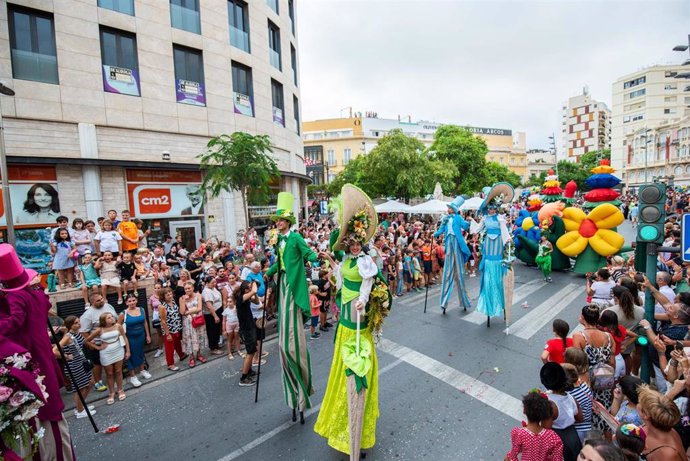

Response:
(639, 226), (659, 241)
(637, 336), (649, 346)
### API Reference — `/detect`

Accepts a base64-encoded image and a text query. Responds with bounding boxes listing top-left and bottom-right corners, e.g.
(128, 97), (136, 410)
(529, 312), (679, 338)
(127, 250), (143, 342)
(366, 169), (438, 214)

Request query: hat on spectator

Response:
(0, 244), (38, 292)
(271, 192), (296, 225)
(540, 362), (567, 391)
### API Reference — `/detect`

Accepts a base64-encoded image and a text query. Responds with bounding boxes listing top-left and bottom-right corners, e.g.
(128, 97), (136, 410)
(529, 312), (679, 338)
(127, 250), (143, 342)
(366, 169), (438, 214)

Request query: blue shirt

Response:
(245, 271), (266, 297)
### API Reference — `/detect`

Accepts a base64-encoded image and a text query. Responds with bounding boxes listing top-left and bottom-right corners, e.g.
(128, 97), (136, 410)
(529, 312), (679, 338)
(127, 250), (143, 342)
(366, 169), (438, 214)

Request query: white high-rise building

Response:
(561, 88), (611, 161)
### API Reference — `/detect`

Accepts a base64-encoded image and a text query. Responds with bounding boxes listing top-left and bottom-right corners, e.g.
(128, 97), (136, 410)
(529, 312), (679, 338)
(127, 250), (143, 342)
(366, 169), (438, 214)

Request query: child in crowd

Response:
(395, 253), (404, 297)
(94, 219), (122, 257)
(403, 250), (413, 293)
(316, 269), (332, 332)
(149, 282), (164, 358)
(564, 348), (593, 444)
(51, 227), (77, 289)
(541, 362), (582, 461)
(469, 234), (480, 277)
(610, 375), (643, 426)
(119, 251), (138, 299)
(506, 390), (563, 461)
(85, 312), (130, 405)
(139, 247), (153, 269)
(76, 251), (102, 307)
(412, 251), (423, 292)
(133, 251), (151, 279)
(72, 218), (93, 256)
(309, 285), (321, 340)
(222, 294), (242, 359)
(98, 251), (123, 304)
(541, 319), (573, 364)
(615, 424), (646, 461)
(598, 310), (635, 379)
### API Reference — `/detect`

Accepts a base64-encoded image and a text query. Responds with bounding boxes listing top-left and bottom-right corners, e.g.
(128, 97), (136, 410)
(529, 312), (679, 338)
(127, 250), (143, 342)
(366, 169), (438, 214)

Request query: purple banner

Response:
(102, 65), (140, 96)
(233, 92), (254, 117)
(273, 107), (284, 126)
(176, 79), (206, 107)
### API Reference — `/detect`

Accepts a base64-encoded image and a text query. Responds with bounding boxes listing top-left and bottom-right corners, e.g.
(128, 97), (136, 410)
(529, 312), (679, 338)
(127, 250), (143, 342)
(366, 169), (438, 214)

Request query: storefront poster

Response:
(233, 92), (254, 117)
(176, 79), (206, 106)
(15, 229), (52, 274)
(0, 166), (60, 227)
(126, 169), (205, 219)
(273, 107), (284, 126)
(102, 65), (140, 97)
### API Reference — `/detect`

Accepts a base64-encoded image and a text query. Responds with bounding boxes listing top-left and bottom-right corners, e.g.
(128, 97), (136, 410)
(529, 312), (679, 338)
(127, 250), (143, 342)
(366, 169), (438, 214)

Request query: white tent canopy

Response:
(409, 199), (452, 214)
(458, 196), (484, 211)
(375, 200), (412, 214)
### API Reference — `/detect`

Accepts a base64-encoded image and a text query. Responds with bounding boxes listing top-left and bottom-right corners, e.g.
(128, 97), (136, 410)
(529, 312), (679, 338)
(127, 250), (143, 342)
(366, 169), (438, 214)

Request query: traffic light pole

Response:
(640, 243), (658, 384)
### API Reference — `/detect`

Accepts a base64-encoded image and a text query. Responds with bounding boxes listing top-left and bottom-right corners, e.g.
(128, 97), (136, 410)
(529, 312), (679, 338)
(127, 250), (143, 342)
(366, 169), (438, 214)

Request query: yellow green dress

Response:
(314, 254), (380, 455)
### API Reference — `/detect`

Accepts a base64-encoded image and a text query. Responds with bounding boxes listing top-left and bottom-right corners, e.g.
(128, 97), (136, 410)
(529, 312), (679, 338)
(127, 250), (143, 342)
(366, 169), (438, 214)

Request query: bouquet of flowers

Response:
(367, 281), (391, 342)
(0, 351), (47, 461)
(347, 210), (370, 244)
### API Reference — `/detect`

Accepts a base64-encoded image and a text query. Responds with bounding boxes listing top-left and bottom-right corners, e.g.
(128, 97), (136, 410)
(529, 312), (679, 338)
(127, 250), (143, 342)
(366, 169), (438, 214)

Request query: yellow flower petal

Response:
(587, 203), (624, 229)
(562, 207), (587, 232)
(589, 229), (625, 256)
(556, 231), (589, 257)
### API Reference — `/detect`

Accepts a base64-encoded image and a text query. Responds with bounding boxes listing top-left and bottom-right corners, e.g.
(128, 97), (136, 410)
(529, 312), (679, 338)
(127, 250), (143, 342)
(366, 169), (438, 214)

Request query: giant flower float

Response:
(556, 203), (625, 274)
(514, 201), (571, 271)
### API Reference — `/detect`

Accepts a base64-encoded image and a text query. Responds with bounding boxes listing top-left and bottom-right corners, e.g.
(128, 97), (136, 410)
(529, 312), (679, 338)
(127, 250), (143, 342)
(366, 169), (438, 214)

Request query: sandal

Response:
(118, 391), (126, 401)
(189, 358), (196, 368)
(167, 366), (180, 371)
(197, 355), (207, 364)
(227, 354), (235, 360)
(107, 395), (115, 405)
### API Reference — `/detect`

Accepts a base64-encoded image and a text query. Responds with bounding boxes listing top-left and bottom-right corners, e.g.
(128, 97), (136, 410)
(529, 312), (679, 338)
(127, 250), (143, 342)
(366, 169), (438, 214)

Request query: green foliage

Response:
(525, 171), (547, 188)
(197, 132), (280, 224)
(307, 184), (328, 198)
(428, 125), (488, 194)
(483, 161), (522, 188)
(327, 155), (366, 196)
(556, 160), (590, 192)
(580, 149), (611, 172)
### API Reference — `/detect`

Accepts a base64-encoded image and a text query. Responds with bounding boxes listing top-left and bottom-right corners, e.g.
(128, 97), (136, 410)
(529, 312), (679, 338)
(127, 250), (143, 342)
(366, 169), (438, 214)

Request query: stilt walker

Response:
(434, 196), (472, 314)
(265, 192), (318, 424)
(315, 185), (392, 460)
(471, 183), (514, 327)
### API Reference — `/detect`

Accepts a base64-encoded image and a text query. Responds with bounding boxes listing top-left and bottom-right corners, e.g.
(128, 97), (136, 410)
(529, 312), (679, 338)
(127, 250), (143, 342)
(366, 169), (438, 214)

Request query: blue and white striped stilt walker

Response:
(433, 196), (472, 314)
(471, 183), (515, 328)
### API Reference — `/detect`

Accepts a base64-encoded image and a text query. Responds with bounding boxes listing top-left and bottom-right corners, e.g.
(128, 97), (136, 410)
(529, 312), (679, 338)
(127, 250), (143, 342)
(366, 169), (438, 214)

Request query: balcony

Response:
(230, 26), (250, 52)
(11, 49), (58, 84)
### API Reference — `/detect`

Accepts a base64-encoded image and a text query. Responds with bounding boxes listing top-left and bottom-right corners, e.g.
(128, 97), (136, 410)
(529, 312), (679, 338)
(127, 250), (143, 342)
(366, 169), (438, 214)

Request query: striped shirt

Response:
(568, 382), (593, 441)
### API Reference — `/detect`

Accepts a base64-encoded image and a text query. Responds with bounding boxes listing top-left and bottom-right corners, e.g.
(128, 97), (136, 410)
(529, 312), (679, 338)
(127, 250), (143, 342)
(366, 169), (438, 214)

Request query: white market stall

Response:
(458, 196), (484, 211)
(409, 199), (452, 215)
(374, 200), (412, 214)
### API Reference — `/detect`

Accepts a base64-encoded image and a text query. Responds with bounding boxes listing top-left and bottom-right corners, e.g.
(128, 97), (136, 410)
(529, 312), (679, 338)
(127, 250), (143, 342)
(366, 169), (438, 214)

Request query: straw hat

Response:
(332, 184), (378, 252)
(479, 182), (515, 214)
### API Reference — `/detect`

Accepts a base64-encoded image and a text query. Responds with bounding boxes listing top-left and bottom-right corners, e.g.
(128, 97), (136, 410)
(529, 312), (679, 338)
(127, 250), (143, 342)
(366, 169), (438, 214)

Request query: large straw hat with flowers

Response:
(331, 184), (378, 252)
(479, 182), (515, 215)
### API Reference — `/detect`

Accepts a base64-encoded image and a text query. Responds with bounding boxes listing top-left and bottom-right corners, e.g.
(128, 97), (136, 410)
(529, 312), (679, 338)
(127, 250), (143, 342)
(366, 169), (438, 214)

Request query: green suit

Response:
(266, 230), (318, 411)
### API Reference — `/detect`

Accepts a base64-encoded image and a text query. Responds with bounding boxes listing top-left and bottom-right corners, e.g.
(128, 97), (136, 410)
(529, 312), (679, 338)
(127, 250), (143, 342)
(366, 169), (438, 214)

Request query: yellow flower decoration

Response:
(556, 203), (625, 257)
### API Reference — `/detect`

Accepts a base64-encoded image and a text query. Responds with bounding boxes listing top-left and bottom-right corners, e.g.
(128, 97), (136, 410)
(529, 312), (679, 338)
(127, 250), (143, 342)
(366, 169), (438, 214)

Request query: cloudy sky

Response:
(296, 0), (690, 150)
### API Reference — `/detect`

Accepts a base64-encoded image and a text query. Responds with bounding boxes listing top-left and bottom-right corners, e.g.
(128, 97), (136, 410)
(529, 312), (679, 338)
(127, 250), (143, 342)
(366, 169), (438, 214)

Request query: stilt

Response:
(441, 307), (446, 315)
(292, 408), (297, 422)
(300, 411), (305, 425)
(487, 316), (490, 328)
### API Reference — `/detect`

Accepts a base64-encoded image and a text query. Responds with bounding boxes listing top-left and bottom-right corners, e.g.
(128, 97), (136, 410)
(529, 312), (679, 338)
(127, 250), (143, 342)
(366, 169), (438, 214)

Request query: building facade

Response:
(526, 149), (557, 180)
(561, 89), (611, 161)
(303, 114), (528, 183)
(611, 64), (690, 186)
(0, 0), (308, 268)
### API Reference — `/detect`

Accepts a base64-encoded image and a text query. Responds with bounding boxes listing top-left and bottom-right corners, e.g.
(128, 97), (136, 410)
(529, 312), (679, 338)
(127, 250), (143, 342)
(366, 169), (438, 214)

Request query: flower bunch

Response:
(268, 229), (278, 247)
(1, 352), (47, 459)
(347, 209), (370, 243)
(367, 281), (391, 342)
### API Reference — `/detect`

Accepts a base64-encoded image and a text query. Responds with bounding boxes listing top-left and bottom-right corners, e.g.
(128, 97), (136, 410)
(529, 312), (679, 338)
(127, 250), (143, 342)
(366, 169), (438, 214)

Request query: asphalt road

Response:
(68, 222), (638, 461)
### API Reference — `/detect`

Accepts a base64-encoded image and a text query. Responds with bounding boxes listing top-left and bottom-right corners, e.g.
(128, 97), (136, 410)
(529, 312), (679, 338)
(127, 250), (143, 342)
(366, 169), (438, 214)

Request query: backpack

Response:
(583, 331), (615, 391)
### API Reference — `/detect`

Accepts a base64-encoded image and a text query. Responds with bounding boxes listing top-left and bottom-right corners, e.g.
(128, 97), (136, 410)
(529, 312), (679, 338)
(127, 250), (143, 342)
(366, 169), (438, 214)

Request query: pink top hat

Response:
(0, 244), (36, 292)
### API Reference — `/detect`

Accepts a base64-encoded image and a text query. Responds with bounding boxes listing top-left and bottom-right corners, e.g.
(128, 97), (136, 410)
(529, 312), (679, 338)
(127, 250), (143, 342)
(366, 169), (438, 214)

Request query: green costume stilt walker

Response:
(265, 192), (319, 422)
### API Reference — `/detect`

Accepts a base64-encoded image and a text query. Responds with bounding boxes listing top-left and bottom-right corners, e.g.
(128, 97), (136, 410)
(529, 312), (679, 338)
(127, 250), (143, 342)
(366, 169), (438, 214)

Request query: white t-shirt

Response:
(202, 287), (223, 313)
(655, 285), (676, 314)
(222, 307), (238, 324)
(549, 392), (578, 429)
(591, 280), (615, 303)
(95, 230), (122, 253)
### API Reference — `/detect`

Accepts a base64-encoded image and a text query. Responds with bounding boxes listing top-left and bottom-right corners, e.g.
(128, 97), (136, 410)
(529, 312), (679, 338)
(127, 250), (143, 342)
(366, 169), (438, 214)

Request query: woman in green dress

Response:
(535, 234), (553, 282)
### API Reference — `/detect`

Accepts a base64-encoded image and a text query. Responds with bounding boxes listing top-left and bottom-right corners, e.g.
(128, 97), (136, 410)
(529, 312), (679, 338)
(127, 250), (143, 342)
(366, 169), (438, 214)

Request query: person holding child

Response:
(86, 312), (130, 404)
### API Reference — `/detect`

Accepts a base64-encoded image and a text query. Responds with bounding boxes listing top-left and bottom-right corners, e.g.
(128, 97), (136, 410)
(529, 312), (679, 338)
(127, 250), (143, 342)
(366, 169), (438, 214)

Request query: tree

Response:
(482, 161), (522, 188)
(580, 149), (611, 172)
(428, 125), (488, 194)
(197, 132), (280, 226)
(327, 155), (365, 196)
(555, 160), (589, 192)
(525, 171), (547, 188)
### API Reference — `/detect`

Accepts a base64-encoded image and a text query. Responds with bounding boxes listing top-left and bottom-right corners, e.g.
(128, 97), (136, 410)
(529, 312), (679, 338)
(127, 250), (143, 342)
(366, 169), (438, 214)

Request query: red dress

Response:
(544, 338), (574, 364)
(506, 427), (564, 461)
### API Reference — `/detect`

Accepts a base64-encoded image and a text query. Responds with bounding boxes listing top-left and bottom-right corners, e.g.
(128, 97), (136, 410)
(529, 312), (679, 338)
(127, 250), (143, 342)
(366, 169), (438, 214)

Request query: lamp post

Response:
(0, 82), (16, 246)
(548, 133), (558, 176)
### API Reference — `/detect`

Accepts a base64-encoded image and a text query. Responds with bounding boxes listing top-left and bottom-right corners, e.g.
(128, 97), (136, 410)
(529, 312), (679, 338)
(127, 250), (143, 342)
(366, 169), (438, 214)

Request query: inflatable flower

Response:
(556, 203), (625, 257)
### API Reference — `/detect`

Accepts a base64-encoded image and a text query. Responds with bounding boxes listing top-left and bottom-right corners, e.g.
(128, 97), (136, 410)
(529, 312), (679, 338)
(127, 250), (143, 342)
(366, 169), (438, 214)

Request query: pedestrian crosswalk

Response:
(506, 283), (582, 339)
(459, 279), (546, 324)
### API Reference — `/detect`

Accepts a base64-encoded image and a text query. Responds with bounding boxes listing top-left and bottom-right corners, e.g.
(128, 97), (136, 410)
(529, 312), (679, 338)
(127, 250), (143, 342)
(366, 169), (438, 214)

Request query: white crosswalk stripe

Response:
(506, 283), (583, 339)
(460, 279), (546, 324)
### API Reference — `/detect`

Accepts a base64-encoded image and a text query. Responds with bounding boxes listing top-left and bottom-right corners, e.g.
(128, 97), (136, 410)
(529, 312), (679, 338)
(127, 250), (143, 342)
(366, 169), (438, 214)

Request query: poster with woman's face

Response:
(0, 182), (61, 226)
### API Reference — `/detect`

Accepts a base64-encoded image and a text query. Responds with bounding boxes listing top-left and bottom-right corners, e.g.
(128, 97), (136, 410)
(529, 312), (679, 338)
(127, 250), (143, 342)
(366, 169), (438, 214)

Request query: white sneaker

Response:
(75, 409), (96, 419)
(129, 376), (142, 387)
(154, 349), (163, 358)
(140, 369), (152, 379)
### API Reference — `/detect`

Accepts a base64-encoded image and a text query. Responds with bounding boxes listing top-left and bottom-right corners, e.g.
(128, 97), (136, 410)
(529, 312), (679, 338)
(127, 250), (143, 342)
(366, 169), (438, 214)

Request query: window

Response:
(8, 6), (58, 84)
(632, 113), (644, 122)
(665, 108), (677, 115)
(228, 0), (250, 53)
(623, 76), (646, 89)
(293, 95), (300, 135)
(231, 61), (253, 117)
(627, 88), (646, 99)
(170, 0), (200, 34)
(268, 21), (281, 70)
(328, 173), (336, 183)
(665, 96), (677, 103)
(288, 0), (295, 34)
(665, 84), (678, 90)
(98, 0), (134, 15)
(173, 45), (205, 106)
(267, 0), (279, 14)
(271, 79), (284, 126)
(291, 44), (297, 86)
(666, 71), (678, 78)
(327, 149), (335, 166)
(100, 27), (140, 96)
(343, 148), (351, 165)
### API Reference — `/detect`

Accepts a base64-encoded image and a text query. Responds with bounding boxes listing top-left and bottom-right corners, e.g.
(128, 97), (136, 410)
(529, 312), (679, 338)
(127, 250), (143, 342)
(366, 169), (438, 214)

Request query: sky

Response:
(296, 0), (690, 150)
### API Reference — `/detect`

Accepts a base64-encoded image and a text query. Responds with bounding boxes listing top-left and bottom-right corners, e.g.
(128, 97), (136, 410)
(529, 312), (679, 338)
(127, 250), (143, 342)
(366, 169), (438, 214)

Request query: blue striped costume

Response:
(434, 214), (471, 311)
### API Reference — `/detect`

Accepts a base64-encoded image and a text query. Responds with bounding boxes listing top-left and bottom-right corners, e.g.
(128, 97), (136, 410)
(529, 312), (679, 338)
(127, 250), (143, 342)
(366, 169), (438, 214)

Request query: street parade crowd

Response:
(7, 167), (690, 460)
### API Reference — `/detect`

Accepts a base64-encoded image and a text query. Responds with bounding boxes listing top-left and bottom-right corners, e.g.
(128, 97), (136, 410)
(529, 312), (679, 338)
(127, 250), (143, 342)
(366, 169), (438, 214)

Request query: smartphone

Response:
(676, 341), (684, 351)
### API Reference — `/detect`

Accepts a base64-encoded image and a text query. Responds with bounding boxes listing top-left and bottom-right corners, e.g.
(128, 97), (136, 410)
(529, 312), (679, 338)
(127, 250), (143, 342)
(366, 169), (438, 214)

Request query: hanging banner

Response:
(102, 65), (141, 96)
(126, 169), (204, 218)
(233, 92), (254, 117)
(176, 79), (206, 106)
(273, 107), (284, 126)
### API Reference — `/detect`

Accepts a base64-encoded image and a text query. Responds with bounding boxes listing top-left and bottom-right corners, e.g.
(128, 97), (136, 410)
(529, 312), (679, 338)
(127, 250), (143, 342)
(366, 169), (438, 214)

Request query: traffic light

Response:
(637, 183), (667, 244)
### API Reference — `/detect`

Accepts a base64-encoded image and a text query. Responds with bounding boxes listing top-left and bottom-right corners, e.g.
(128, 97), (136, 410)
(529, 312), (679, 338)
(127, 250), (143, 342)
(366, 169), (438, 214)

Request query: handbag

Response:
(71, 333), (94, 373)
(192, 314), (205, 328)
(590, 362), (615, 391)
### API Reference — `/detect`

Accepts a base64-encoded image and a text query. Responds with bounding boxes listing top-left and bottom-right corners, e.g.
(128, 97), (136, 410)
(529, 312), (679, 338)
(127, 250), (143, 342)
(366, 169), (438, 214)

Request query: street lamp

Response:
(548, 133), (558, 176)
(0, 83), (15, 246)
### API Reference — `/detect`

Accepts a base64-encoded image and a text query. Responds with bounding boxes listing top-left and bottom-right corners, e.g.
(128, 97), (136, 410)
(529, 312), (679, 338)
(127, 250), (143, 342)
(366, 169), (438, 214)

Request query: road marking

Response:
(461, 279), (546, 324)
(378, 338), (522, 421)
(506, 283), (583, 339)
(217, 359), (403, 461)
